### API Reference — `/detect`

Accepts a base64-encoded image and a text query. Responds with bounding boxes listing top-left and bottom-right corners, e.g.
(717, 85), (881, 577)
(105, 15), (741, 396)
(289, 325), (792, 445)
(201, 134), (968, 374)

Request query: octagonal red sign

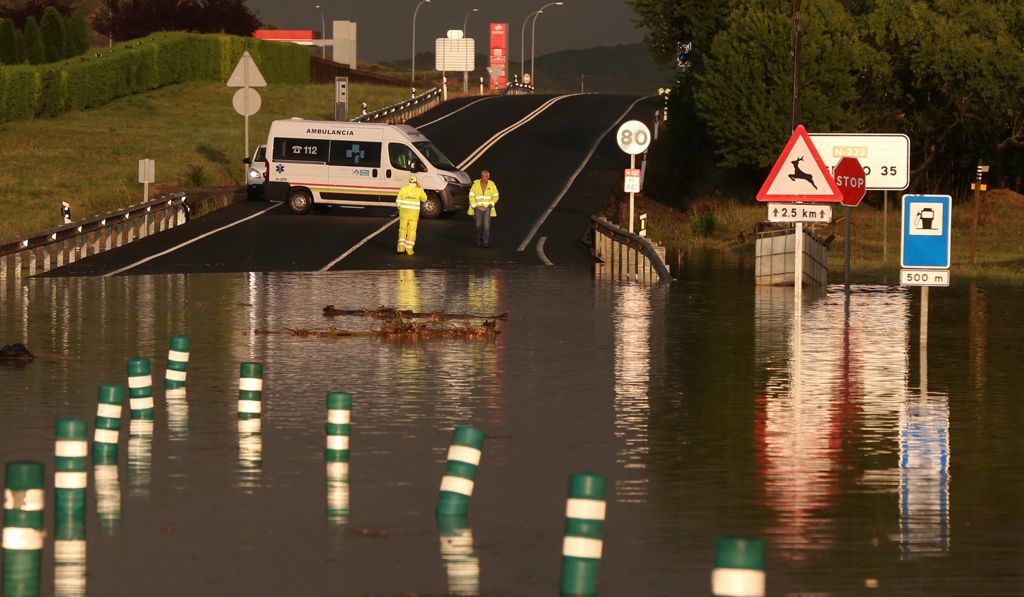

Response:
(834, 157), (867, 207)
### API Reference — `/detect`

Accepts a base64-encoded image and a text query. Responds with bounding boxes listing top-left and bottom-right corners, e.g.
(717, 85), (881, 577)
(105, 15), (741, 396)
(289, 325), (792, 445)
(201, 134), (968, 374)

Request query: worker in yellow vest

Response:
(396, 175), (427, 255)
(467, 170), (499, 247)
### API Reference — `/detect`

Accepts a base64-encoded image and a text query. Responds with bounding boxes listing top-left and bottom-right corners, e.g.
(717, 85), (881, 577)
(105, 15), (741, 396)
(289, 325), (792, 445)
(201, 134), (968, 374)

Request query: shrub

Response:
(39, 7), (66, 63)
(689, 212), (723, 238)
(0, 19), (16, 65)
(22, 16), (43, 64)
(182, 164), (209, 187)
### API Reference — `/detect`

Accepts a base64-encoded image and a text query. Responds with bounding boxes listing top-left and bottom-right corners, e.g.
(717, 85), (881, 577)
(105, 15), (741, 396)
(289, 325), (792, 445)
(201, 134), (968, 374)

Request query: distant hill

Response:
(532, 43), (676, 94)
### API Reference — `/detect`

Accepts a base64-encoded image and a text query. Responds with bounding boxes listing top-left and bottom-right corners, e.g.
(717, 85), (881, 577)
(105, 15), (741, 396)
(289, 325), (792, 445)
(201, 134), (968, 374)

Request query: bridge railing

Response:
(591, 216), (672, 284)
(0, 188), (238, 280)
(352, 87), (443, 124)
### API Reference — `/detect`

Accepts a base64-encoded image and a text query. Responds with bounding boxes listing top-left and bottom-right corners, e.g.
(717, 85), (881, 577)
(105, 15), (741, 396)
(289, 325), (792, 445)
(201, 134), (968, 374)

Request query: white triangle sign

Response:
(227, 51), (267, 88)
(756, 125), (842, 203)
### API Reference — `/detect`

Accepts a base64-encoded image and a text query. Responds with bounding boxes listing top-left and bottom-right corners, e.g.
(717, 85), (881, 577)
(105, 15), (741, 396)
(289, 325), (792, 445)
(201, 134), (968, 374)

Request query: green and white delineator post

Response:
(3, 461), (45, 597)
(237, 362), (263, 419)
(560, 472), (606, 596)
(436, 426), (485, 517)
(711, 537), (765, 597)
(127, 357), (154, 420)
(54, 419), (88, 597)
(165, 335), (191, 390)
(325, 391), (351, 462)
(92, 384), (124, 465)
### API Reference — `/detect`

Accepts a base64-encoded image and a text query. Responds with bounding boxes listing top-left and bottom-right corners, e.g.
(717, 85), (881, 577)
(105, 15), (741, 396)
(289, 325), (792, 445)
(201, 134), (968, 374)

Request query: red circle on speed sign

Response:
(834, 157), (867, 207)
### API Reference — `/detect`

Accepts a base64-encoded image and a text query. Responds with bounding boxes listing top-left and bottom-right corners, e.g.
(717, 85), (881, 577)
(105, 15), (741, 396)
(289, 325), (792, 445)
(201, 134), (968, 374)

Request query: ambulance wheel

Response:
(287, 189), (312, 215)
(421, 192), (442, 219)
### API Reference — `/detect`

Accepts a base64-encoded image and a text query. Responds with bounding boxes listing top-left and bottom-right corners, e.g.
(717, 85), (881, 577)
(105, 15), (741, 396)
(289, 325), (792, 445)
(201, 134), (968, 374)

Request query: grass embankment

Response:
(0, 81), (412, 240)
(608, 189), (1024, 285)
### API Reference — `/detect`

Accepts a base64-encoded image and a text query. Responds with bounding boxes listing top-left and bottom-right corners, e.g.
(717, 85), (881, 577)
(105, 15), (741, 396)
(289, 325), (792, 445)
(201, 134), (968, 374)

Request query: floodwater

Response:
(0, 257), (1021, 596)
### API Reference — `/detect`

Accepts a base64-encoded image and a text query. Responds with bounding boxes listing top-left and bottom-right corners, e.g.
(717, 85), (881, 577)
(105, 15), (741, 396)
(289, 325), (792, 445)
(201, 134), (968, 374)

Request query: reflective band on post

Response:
(94, 429), (119, 444)
(54, 441), (88, 458)
(239, 378), (263, 392)
(165, 369), (187, 382)
(711, 569), (766, 597)
(167, 350), (190, 362)
(238, 400), (262, 414)
(3, 489), (45, 511)
(96, 404), (121, 419)
(54, 472), (88, 489)
(326, 436), (350, 451)
(446, 445), (482, 466)
(2, 528), (45, 550)
(327, 410), (350, 425)
(562, 536), (604, 559)
(130, 397), (154, 410)
(565, 498), (606, 520)
(128, 375), (152, 389)
(440, 476), (475, 496)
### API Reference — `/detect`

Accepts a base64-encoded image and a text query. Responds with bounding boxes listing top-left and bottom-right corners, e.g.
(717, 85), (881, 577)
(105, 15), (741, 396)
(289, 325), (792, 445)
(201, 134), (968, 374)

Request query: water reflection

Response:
(237, 418), (263, 491)
(325, 462), (350, 527)
(93, 464), (122, 535)
(53, 537), (86, 597)
(165, 388), (189, 440)
(612, 283), (652, 503)
(127, 419), (153, 498)
(755, 286), (918, 557)
(437, 515), (480, 596)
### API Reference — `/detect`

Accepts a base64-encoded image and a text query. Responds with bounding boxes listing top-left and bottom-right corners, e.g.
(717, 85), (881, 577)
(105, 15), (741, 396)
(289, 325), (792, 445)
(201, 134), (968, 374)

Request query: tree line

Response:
(627, 0), (1024, 203)
(0, 7), (88, 65)
(92, 0), (261, 42)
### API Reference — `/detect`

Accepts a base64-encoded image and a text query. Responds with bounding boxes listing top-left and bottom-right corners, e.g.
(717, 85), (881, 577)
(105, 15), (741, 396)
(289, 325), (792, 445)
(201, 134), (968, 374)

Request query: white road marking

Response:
(417, 97), (494, 129)
(319, 217), (399, 271)
(458, 94), (579, 170)
(103, 203), (281, 276)
(518, 97), (648, 252)
(536, 236), (553, 265)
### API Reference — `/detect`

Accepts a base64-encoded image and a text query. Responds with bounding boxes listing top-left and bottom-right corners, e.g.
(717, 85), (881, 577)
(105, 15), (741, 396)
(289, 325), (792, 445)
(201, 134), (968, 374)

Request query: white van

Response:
(262, 119), (471, 217)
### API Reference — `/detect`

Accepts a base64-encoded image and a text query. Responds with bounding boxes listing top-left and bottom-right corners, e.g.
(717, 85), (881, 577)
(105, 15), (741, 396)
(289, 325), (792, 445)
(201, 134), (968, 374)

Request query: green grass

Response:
(0, 81), (413, 240)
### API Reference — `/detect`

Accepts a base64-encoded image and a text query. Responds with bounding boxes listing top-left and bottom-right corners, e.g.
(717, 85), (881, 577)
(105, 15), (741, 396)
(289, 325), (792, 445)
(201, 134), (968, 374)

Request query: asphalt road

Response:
(50, 93), (658, 276)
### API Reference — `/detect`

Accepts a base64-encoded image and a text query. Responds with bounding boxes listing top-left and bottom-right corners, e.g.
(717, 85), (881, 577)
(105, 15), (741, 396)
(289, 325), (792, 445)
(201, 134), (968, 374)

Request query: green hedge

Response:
(0, 32), (308, 123)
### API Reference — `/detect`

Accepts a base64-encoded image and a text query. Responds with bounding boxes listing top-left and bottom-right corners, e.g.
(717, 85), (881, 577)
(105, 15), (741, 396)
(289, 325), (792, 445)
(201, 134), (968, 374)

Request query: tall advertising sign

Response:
(488, 23), (508, 91)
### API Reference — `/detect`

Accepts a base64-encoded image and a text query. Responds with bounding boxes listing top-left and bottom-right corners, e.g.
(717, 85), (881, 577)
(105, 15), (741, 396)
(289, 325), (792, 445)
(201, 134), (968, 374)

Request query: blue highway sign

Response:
(901, 194), (952, 269)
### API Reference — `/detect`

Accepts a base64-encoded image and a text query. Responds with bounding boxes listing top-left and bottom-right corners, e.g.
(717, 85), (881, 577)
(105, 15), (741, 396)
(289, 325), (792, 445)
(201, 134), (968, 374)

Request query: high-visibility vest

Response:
(469, 179), (499, 215)
(396, 183), (427, 217)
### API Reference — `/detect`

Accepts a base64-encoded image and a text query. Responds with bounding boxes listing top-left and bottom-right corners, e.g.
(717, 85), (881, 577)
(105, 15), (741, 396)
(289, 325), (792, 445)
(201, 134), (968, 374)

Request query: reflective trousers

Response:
(398, 217), (419, 254)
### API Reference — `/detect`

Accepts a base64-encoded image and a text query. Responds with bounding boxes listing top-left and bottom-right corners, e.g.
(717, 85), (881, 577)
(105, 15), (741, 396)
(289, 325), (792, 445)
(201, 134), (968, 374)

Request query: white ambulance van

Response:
(262, 119), (471, 217)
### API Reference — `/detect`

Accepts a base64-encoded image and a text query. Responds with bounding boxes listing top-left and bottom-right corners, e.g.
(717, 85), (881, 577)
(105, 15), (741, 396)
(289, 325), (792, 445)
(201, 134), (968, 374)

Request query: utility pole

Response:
(791, 0), (801, 131)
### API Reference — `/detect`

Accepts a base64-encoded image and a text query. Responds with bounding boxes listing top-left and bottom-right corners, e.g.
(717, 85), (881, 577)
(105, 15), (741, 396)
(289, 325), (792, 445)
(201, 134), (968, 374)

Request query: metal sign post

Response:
(901, 194), (953, 348)
(616, 121), (652, 233)
(227, 52), (267, 183)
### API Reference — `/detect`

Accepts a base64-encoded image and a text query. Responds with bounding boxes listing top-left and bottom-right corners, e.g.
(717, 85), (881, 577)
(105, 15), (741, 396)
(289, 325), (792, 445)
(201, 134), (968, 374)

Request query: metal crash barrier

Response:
(353, 88), (443, 124)
(591, 216), (672, 284)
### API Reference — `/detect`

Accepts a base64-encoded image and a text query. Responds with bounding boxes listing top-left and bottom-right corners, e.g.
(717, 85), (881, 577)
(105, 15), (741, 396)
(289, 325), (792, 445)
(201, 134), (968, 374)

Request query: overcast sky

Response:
(244, 0), (645, 62)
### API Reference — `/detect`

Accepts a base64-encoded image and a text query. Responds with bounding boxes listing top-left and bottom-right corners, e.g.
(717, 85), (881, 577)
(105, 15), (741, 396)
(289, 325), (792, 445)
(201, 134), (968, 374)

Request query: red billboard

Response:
(488, 23), (508, 91)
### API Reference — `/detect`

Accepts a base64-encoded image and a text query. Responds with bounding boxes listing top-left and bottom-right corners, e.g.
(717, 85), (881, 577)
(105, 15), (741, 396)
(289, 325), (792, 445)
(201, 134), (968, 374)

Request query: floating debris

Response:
(323, 305), (508, 321)
(283, 318), (500, 341)
(0, 343), (34, 360)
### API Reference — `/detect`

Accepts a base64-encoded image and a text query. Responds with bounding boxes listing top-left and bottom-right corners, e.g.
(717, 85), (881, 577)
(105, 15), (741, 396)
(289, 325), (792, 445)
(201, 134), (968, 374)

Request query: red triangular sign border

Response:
(756, 124), (842, 203)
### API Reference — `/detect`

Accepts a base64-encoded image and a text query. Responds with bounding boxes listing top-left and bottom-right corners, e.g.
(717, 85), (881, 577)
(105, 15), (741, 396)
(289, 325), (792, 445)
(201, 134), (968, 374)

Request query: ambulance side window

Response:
(274, 138), (330, 163)
(388, 144), (418, 171)
(329, 141), (381, 167)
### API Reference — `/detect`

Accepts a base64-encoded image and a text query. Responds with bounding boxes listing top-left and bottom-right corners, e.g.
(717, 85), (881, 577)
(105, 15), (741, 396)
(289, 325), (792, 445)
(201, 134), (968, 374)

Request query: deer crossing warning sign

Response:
(756, 125), (843, 203)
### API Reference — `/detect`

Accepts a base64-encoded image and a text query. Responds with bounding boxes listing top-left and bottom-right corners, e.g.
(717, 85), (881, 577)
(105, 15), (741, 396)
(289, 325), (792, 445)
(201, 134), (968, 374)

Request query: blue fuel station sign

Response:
(901, 195), (952, 269)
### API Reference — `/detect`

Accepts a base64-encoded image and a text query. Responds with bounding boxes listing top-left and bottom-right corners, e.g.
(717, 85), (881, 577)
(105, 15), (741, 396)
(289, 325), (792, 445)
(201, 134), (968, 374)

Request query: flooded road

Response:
(0, 258), (1021, 595)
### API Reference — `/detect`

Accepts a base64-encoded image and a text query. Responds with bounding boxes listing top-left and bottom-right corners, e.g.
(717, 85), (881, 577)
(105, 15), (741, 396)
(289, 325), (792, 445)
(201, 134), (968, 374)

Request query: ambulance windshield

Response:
(413, 141), (456, 171)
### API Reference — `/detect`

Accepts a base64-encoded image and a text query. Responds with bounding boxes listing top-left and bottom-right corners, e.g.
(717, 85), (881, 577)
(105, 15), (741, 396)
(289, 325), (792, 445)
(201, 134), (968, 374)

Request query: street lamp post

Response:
(314, 4), (326, 58)
(531, 2), (563, 87)
(412, 0), (431, 84)
(462, 8), (478, 94)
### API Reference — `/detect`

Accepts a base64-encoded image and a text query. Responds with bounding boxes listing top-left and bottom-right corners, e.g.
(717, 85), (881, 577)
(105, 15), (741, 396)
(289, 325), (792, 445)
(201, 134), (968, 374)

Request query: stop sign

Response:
(834, 157), (867, 207)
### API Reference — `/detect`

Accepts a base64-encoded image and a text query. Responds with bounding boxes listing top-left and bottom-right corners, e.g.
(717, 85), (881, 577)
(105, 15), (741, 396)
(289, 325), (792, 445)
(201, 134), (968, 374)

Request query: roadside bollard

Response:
(92, 384), (124, 465)
(54, 419), (88, 597)
(436, 426), (484, 517)
(54, 418), (88, 530)
(3, 461), (45, 597)
(237, 362), (263, 419)
(325, 392), (351, 462)
(165, 335), (190, 389)
(560, 472), (606, 596)
(127, 357), (154, 420)
(712, 537), (765, 597)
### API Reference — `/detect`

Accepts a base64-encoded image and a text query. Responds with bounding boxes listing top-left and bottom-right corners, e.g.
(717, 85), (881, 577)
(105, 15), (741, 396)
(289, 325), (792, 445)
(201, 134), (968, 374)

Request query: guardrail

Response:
(504, 82), (535, 95)
(0, 187), (239, 280)
(591, 216), (672, 284)
(352, 87), (443, 124)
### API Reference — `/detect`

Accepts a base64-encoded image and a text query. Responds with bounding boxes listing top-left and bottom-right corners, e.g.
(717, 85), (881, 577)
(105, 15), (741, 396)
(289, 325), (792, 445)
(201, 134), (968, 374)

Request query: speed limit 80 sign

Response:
(617, 120), (652, 155)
